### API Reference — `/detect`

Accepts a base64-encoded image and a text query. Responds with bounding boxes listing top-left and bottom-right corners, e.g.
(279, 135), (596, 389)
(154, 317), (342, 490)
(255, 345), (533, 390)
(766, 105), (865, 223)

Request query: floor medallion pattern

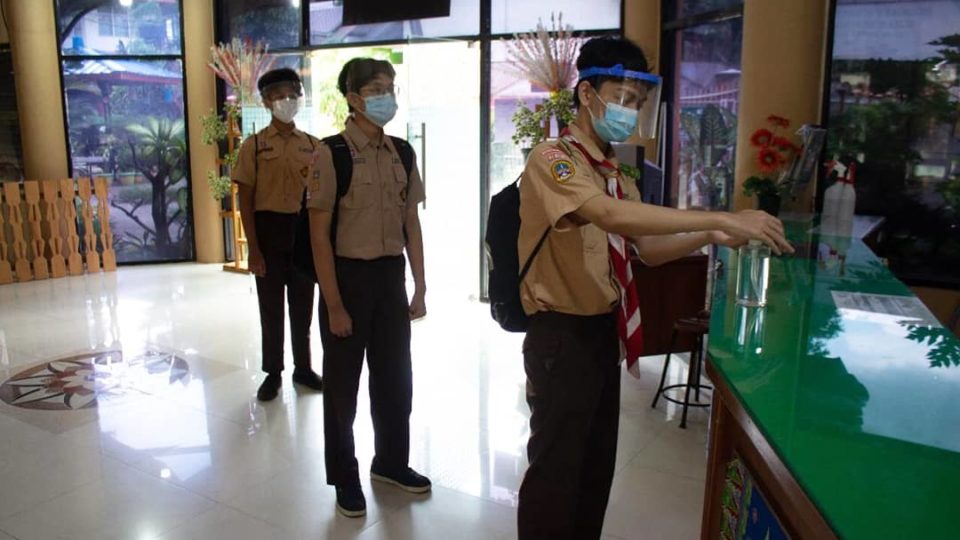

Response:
(0, 349), (190, 411)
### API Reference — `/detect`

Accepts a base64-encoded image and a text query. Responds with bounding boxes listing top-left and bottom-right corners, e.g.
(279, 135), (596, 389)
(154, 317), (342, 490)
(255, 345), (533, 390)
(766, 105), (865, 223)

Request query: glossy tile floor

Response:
(0, 264), (710, 540)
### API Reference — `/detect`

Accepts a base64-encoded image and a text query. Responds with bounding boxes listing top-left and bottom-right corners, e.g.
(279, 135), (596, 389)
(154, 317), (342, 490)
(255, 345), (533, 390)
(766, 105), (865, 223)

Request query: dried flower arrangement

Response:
(208, 38), (275, 105)
(504, 13), (583, 148)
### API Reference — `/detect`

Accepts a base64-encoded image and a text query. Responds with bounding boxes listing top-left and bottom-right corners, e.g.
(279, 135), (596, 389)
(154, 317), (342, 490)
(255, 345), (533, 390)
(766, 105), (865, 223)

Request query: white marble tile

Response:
(156, 504), (290, 540)
(0, 263), (711, 540)
(126, 415), (297, 503)
(0, 425), (113, 519)
(356, 486), (516, 540)
(603, 463), (705, 540)
(628, 421), (709, 482)
(0, 460), (216, 540)
(224, 460), (411, 539)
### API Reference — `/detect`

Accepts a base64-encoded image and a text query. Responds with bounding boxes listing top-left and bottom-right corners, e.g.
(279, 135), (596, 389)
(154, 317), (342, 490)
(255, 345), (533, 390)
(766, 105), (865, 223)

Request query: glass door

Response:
(304, 41), (481, 303)
(390, 41), (482, 303)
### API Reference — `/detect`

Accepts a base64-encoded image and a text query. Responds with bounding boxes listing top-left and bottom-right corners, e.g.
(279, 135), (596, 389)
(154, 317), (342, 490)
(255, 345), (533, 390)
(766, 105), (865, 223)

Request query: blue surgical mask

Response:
(362, 94), (398, 127)
(589, 91), (639, 143)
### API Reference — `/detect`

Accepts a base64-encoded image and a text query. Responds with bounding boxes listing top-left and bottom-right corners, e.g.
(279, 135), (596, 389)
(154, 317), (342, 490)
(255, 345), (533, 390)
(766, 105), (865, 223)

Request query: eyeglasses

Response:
(359, 84), (400, 98)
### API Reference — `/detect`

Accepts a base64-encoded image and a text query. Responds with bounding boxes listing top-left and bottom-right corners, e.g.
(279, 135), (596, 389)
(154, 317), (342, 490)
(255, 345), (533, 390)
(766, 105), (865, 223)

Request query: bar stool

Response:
(651, 311), (712, 429)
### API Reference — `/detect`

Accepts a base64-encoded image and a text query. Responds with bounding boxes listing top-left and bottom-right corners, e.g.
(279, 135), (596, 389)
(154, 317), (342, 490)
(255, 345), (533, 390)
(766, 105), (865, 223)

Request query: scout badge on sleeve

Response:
(551, 159), (576, 184)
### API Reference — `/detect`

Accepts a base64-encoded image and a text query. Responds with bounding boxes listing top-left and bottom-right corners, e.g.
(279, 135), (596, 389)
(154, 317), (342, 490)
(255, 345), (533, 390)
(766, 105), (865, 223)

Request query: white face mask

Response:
(271, 97), (300, 124)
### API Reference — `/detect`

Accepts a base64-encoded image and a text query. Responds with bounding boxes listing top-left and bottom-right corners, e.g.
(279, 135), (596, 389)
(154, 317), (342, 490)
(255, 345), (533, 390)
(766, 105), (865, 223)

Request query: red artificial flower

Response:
(772, 136), (798, 153)
(751, 128), (774, 148)
(767, 115), (790, 128)
(757, 147), (784, 173)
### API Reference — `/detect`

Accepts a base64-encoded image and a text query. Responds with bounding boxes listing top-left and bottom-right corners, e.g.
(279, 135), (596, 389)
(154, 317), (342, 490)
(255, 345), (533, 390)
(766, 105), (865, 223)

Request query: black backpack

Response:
(293, 134), (415, 281)
(485, 176), (549, 332)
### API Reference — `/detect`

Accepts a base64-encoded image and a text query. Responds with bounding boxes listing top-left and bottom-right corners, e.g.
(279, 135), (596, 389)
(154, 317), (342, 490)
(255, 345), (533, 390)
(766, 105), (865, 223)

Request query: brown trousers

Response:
(518, 311), (621, 540)
(254, 211), (315, 374)
(318, 255), (412, 487)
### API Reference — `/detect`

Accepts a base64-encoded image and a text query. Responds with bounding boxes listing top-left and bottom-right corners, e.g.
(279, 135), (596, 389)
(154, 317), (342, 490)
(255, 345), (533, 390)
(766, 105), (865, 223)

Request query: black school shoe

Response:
(256, 373), (282, 401)
(336, 484), (367, 518)
(370, 466), (432, 494)
(292, 369), (323, 391)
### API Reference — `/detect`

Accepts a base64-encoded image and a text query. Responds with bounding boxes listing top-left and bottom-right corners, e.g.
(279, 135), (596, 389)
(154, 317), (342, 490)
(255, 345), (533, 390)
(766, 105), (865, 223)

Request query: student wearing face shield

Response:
(516, 38), (793, 539)
(231, 67), (324, 402)
(305, 58), (429, 519)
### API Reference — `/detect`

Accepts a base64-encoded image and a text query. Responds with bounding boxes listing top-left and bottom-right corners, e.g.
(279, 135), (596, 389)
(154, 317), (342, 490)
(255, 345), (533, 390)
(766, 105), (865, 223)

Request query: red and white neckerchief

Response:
(561, 129), (644, 377)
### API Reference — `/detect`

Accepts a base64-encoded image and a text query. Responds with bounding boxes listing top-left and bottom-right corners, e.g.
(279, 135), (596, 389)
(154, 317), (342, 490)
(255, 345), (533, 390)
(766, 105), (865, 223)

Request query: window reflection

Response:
(826, 0), (960, 287)
(669, 17), (742, 210)
(58, 0), (182, 56)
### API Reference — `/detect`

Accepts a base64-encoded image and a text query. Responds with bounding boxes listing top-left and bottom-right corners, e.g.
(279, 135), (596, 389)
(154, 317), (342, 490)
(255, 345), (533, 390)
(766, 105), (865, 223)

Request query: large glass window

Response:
(218, 0), (301, 50)
(57, 0), (193, 263)
(676, 0), (742, 19)
(490, 0), (620, 35)
(825, 0), (960, 287)
(308, 0), (479, 45)
(58, 0), (181, 56)
(663, 4), (743, 210)
(489, 40), (563, 196)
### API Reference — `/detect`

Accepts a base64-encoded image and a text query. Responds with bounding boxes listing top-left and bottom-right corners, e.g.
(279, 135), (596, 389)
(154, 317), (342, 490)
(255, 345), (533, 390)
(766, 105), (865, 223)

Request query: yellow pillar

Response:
(182, 0), (224, 263)
(7, 0), (69, 180)
(733, 0), (830, 211)
(624, 0), (661, 162)
(625, 0), (660, 71)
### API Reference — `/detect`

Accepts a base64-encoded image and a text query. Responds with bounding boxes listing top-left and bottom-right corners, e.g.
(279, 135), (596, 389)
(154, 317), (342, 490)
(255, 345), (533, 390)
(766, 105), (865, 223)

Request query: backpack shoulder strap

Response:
(252, 133), (259, 181)
(321, 134), (353, 199)
(389, 136), (416, 202)
(389, 136), (415, 179)
(321, 133), (354, 249)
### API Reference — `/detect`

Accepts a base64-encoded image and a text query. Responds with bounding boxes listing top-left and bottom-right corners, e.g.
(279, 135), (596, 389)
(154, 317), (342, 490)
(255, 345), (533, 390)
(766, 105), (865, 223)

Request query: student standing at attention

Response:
(516, 37), (793, 539)
(232, 68), (324, 402)
(306, 57), (430, 518)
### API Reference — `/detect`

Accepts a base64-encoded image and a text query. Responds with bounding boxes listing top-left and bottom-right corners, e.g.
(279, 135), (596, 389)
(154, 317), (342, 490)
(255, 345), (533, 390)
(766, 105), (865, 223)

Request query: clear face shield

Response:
(579, 65), (662, 140)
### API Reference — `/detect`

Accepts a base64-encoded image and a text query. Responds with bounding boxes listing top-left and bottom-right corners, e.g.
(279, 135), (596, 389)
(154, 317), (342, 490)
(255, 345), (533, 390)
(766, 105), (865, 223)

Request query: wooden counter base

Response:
(701, 359), (837, 539)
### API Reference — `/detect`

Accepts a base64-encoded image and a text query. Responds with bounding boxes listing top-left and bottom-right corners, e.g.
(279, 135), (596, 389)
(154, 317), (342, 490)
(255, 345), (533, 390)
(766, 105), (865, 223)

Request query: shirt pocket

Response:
(581, 223), (606, 254)
(342, 168), (376, 210)
(255, 147), (282, 181)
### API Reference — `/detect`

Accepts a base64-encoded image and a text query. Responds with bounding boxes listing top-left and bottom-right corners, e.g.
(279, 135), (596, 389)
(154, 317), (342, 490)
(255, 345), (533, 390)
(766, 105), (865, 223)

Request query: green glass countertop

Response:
(708, 218), (960, 539)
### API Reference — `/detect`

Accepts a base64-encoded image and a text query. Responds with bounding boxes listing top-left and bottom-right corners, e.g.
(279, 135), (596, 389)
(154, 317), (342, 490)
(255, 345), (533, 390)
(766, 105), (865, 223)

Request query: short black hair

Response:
(257, 67), (302, 96)
(573, 37), (651, 108)
(338, 57), (396, 112)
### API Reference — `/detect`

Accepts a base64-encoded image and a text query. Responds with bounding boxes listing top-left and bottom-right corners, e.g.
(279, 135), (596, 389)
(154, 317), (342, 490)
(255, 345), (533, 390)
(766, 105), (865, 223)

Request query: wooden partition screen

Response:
(0, 178), (115, 284)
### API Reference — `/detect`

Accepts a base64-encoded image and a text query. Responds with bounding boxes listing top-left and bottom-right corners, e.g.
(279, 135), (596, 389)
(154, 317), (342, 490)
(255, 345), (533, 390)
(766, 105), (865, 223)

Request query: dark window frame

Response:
(53, 0), (197, 265)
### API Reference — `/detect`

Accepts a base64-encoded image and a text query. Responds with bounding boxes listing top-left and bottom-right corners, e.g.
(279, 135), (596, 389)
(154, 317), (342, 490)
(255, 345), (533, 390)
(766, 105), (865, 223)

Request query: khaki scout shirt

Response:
(306, 118), (426, 260)
(232, 124), (319, 214)
(518, 123), (641, 316)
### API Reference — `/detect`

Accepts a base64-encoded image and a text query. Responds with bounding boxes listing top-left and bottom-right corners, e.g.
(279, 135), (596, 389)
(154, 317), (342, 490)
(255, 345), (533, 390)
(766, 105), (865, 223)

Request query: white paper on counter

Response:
(831, 291), (940, 326)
